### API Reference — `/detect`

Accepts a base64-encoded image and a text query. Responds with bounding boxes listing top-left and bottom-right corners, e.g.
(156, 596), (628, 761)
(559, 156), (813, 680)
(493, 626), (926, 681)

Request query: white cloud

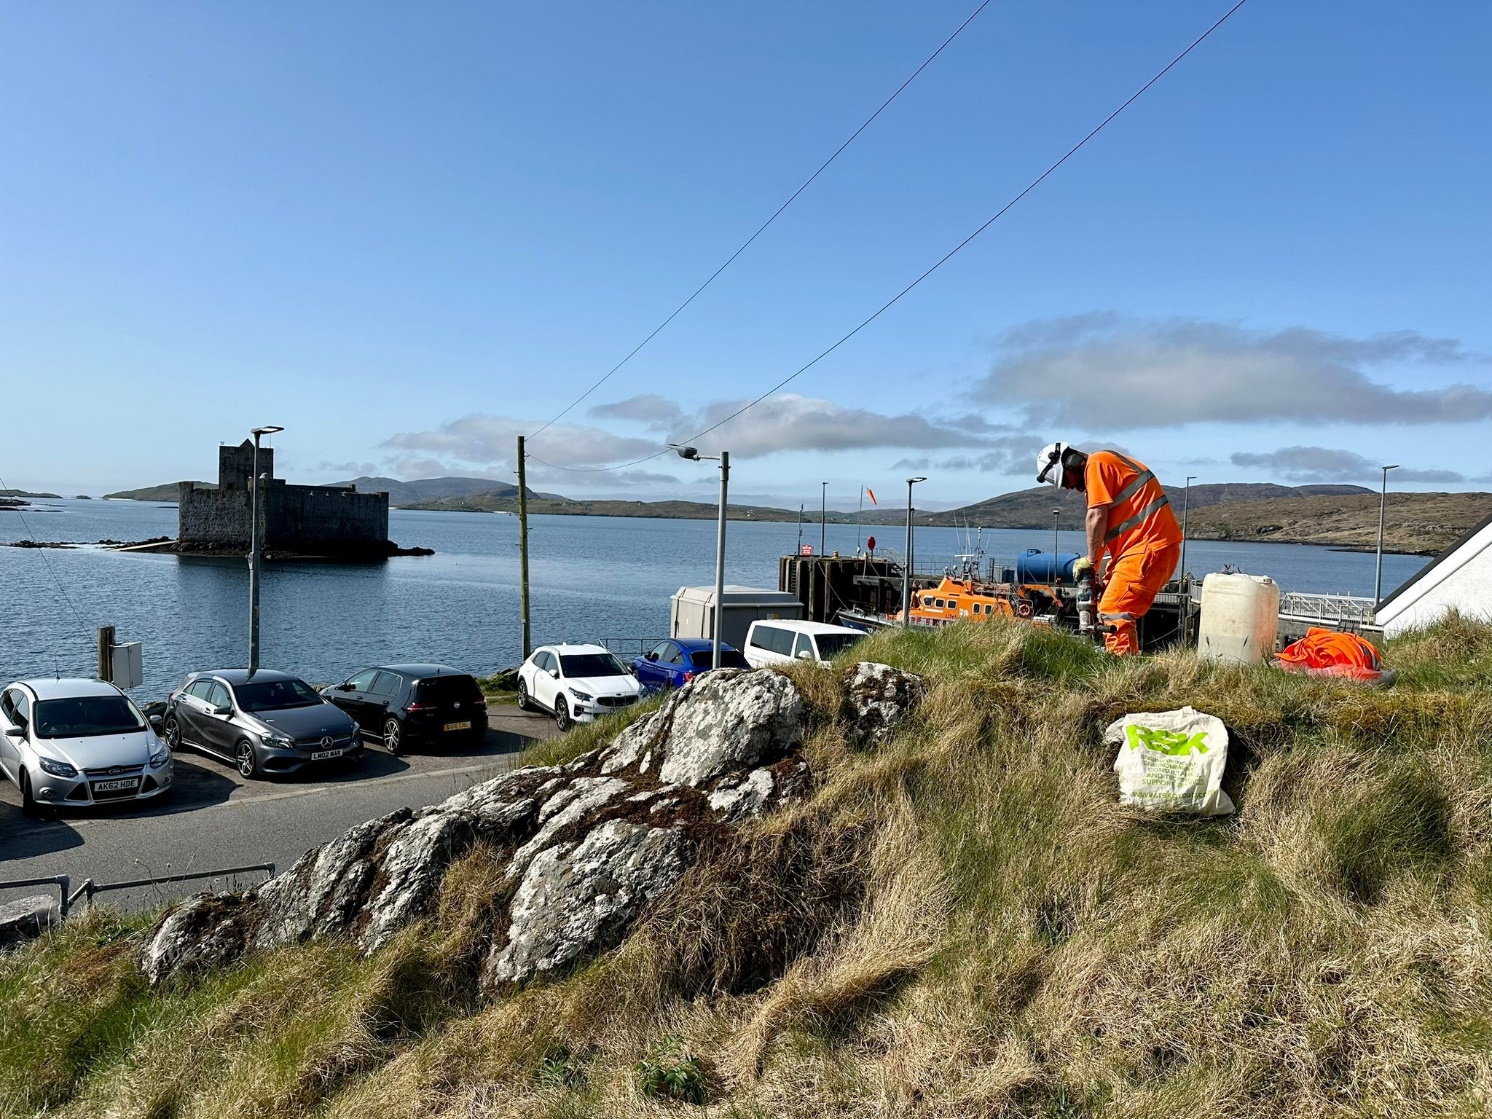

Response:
(1230, 445), (1464, 484)
(978, 315), (1492, 429)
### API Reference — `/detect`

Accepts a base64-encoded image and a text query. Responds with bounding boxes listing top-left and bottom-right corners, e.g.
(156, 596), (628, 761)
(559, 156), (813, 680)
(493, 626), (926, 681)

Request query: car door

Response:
(329, 668), (380, 728)
(367, 671), (403, 728)
(792, 632), (817, 663)
(637, 641), (671, 689)
(662, 642), (690, 686)
(0, 688), (25, 781)
(175, 679), (216, 746)
(531, 651), (559, 712)
(202, 680), (238, 755)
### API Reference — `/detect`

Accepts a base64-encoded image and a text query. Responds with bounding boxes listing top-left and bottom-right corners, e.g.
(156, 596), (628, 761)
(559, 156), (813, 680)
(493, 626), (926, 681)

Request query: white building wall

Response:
(1378, 520), (1492, 637)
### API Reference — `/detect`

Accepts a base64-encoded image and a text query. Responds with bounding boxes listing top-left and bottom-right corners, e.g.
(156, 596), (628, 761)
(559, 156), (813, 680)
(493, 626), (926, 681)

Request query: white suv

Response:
(516, 644), (643, 731)
(0, 678), (173, 814)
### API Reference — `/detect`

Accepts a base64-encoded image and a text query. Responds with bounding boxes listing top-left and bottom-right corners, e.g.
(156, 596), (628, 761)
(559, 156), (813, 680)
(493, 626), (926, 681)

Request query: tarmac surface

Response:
(0, 705), (558, 914)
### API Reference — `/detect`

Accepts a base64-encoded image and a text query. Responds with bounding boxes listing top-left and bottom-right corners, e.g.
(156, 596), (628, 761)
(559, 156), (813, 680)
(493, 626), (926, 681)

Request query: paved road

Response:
(0, 706), (557, 912)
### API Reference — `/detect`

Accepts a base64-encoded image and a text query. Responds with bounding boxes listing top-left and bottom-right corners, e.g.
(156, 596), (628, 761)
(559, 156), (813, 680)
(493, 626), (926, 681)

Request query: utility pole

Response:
(248, 424), (282, 674)
(1374, 464), (1400, 609)
(820, 481), (827, 557)
(517, 435), (532, 660)
(1180, 476), (1196, 638)
(902, 476), (926, 626)
(712, 451), (729, 669)
(97, 625), (115, 682)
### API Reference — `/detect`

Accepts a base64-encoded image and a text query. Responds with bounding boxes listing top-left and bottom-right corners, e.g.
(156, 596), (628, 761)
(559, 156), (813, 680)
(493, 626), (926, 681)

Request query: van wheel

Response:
(554, 699), (572, 733)
(516, 680), (532, 712)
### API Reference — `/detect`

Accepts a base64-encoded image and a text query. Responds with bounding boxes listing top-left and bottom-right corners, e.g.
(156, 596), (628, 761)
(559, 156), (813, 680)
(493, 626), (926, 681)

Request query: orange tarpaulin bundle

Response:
(1274, 627), (1392, 684)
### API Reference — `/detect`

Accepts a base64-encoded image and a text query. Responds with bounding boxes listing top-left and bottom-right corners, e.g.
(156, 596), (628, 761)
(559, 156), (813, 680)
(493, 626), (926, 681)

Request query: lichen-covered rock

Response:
(602, 669), (805, 787)
(138, 666), (903, 989)
(0, 894), (60, 949)
(485, 820), (688, 986)
(843, 662), (924, 748)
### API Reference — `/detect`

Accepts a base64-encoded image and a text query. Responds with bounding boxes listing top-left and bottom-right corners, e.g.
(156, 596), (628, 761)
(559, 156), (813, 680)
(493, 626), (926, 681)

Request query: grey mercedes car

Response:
(161, 668), (363, 779)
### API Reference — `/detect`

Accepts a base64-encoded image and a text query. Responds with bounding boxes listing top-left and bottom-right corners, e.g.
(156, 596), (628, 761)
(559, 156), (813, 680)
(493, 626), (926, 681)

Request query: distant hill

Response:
(1183, 490), (1492, 554)
(104, 482), (207, 502)
(0, 488), (60, 499)
(333, 476), (563, 507)
(405, 493), (809, 522)
(916, 482), (1374, 531)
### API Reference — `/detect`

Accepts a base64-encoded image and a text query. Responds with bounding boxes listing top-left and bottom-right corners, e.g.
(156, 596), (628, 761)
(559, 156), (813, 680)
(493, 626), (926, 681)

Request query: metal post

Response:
(97, 625), (115, 682)
(713, 451), (729, 669)
(820, 481), (827, 557)
(249, 436), (262, 674)
(902, 476), (925, 626)
(857, 486), (864, 555)
(1375, 464), (1399, 607)
(517, 435), (532, 660)
(1180, 475), (1195, 637)
(1052, 508), (1060, 587)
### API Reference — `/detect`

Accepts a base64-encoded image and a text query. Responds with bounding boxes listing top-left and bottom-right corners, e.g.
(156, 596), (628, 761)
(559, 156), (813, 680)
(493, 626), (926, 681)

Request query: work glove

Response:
(1072, 557), (1094, 579)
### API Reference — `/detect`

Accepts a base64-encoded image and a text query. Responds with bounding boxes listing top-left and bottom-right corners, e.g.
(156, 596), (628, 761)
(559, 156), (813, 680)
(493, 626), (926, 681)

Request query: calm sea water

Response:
(0, 498), (1427, 698)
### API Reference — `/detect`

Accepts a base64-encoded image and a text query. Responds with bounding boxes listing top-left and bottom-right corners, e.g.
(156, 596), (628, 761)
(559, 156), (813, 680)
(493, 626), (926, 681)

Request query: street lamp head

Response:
(908, 476), (927, 484)
(1383, 464), (1400, 472)
(670, 444), (700, 461)
(251, 425), (284, 437)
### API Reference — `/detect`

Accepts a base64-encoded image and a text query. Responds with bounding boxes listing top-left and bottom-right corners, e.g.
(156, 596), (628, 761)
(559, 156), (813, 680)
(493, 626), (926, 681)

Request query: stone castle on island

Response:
(177, 440), (394, 559)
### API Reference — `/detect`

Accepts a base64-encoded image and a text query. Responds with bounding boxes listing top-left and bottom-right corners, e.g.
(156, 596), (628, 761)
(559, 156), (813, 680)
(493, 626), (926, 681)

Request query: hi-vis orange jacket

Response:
(1084, 450), (1182, 558)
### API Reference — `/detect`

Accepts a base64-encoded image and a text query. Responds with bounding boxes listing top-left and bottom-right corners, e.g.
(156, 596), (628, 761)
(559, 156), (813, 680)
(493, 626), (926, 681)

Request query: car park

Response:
(162, 668), (362, 779)
(0, 678), (173, 814)
(632, 637), (749, 691)
(322, 664), (488, 754)
(516, 643), (643, 731)
(742, 620), (866, 668)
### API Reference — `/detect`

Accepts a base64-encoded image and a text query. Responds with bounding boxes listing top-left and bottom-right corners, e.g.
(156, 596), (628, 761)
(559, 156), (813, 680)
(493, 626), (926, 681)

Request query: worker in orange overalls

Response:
(1037, 443), (1183, 655)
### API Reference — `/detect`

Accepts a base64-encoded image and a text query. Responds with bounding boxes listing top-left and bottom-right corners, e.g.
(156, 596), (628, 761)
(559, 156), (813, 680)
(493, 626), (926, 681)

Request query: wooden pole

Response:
(517, 435), (532, 661)
(97, 625), (115, 682)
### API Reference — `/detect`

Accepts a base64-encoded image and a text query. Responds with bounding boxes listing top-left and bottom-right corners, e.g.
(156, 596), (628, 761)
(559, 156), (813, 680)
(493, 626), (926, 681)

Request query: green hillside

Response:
(6, 617), (1492, 1117)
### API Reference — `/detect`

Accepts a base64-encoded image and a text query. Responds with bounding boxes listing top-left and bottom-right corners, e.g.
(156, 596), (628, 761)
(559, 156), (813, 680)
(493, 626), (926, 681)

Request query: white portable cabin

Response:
(670, 585), (804, 650)
(1374, 510), (1492, 637)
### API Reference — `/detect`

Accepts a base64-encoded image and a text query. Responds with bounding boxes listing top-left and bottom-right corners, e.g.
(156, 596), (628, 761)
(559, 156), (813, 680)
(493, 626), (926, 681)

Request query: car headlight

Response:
(569, 689), (594, 704)
(350, 726), (362, 746)
(38, 757), (78, 779)
(149, 744), (171, 769)
(263, 732), (295, 749)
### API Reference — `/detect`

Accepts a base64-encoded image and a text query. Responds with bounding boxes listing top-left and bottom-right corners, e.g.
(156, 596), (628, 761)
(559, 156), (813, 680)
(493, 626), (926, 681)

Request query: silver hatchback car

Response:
(0, 678), (173, 814)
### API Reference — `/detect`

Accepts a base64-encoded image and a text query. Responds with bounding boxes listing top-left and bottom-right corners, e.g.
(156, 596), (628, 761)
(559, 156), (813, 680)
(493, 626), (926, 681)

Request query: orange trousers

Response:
(1098, 540), (1181, 655)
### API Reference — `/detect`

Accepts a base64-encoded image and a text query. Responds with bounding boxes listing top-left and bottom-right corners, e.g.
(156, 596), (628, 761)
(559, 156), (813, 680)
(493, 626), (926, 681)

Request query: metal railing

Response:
(0, 863), (275, 920)
(1278, 591), (1378, 625)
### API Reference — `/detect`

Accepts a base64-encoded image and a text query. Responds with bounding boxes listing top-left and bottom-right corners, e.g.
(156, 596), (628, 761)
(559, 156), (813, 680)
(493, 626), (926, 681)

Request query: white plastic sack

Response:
(1105, 706), (1234, 817)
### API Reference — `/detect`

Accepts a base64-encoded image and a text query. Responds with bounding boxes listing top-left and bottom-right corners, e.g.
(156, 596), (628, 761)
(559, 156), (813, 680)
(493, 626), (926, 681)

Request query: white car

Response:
(0, 678), (173, 814)
(743, 620), (866, 668)
(516, 644), (643, 731)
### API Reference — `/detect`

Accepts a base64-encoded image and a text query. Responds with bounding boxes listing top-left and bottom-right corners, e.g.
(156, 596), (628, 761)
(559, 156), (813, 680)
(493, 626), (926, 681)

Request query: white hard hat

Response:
(1036, 442), (1069, 486)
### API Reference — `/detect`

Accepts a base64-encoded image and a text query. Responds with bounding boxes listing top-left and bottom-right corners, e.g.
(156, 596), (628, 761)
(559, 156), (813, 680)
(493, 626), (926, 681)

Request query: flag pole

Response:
(857, 485), (864, 554)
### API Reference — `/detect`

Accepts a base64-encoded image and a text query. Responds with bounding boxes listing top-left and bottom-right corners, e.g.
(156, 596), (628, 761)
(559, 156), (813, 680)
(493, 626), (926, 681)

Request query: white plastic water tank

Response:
(1198, 573), (1280, 665)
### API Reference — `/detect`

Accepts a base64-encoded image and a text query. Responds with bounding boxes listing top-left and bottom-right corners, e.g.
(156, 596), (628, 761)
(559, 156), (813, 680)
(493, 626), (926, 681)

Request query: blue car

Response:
(632, 638), (750, 692)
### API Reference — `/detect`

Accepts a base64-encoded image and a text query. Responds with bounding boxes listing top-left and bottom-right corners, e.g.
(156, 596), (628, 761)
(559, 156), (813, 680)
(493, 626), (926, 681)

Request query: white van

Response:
(743, 620), (866, 668)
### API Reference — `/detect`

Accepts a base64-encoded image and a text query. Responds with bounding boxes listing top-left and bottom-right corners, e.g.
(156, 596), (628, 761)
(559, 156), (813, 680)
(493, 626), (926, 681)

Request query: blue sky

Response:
(2, 1), (1489, 509)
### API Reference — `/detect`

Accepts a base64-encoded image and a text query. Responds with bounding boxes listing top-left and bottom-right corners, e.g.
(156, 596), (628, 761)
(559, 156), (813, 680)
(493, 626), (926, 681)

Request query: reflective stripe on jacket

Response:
(1084, 450), (1182, 558)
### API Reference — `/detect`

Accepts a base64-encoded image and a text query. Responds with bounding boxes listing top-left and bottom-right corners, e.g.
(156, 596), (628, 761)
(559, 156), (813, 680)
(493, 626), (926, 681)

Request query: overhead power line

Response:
(526, 0), (995, 443)
(531, 0), (1252, 476)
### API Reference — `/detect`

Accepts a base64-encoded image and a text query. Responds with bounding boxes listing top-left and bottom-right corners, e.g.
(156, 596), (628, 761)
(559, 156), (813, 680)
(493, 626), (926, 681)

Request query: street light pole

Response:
(902, 476), (926, 627)
(248, 425), (283, 674)
(673, 445), (729, 669)
(1375, 464), (1400, 608)
(1052, 507), (1060, 587)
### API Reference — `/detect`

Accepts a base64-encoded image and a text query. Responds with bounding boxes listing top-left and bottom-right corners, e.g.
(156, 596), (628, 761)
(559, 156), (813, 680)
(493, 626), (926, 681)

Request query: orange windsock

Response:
(866, 487), (877, 505)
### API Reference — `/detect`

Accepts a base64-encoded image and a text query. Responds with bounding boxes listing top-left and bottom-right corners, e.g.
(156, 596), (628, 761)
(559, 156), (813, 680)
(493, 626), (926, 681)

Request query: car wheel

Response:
(19, 769), (41, 817)
(163, 715), (182, 750)
(235, 739), (259, 780)
(554, 698), (572, 733)
(383, 717), (403, 755)
(516, 679), (532, 712)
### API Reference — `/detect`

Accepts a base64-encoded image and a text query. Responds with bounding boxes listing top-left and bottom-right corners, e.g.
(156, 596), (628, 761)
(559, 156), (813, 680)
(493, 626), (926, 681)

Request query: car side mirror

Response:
(213, 704), (233, 716)
(796, 649), (814, 661)
(644, 652), (657, 661)
(548, 669), (560, 680)
(3, 725), (24, 738)
(337, 682), (356, 692)
(149, 714), (163, 731)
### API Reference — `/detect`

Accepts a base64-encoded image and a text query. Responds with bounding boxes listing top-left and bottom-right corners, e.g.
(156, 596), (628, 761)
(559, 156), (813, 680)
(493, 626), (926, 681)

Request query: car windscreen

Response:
(813, 632), (865, 658)
(689, 649), (750, 670)
(559, 653), (628, 678)
(33, 696), (147, 739)
(414, 676), (481, 702)
(234, 678), (323, 712)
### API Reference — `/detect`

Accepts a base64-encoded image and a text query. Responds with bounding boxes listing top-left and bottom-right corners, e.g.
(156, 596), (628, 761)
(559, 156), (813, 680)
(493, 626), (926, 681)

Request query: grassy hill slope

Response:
(1184, 490), (1492, 554)
(8, 617), (1492, 1117)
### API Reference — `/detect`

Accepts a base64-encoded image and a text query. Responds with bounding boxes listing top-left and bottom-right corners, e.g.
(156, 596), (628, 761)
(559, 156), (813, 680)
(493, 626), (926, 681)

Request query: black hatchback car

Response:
(321, 664), (487, 754)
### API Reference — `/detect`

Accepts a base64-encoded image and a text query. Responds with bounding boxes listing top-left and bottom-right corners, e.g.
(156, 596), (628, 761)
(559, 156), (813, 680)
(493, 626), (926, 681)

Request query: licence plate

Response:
(443, 720), (472, 732)
(94, 779), (138, 792)
(311, 748), (343, 760)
